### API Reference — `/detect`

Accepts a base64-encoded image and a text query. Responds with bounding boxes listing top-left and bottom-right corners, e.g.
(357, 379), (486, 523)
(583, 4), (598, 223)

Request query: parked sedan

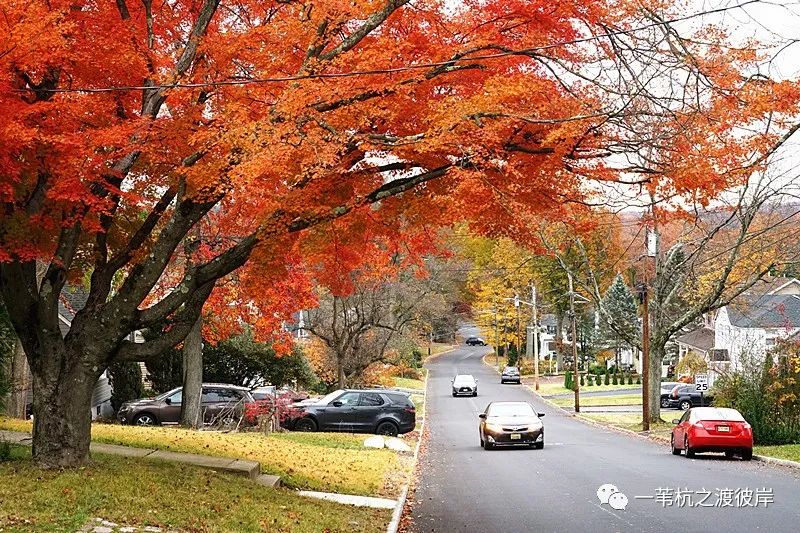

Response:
(479, 401), (545, 450)
(501, 366), (521, 384)
(466, 336), (487, 346)
(287, 389), (416, 436)
(117, 384), (254, 426)
(668, 384), (714, 410)
(671, 407), (753, 460)
(452, 374), (478, 396)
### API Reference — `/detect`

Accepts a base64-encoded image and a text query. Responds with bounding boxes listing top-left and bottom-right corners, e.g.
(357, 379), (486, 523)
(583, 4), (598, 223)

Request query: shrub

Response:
(244, 391), (305, 431)
(636, 375), (641, 384)
(713, 345), (800, 445)
(580, 374), (585, 386)
(108, 361), (144, 413)
(612, 373), (618, 385)
(604, 372), (610, 386)
(587, 374), (594, 386)
(0, 439), (10, 462)
(628, 373), (634, 385)
(564, 370), (572, 390)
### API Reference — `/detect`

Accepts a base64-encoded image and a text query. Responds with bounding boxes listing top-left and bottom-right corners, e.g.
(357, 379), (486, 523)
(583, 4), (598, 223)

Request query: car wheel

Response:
(133, 413), (157, 426)
(484, 442), (494, 450)
(684, 435), (695, 458)
(671, 435), (681, 455)
(742, 448), (753, 461)
(661, 397), (671, 408)
(473, 391), (477, 397)
(452, 392), (457, 397)
(376, 421), (399, 437)
(480, 437), (485, 449)
(295, 417), (317, 432)
(724, 450), (736, 459)
(679, 400), (692, 411)
(534, 442), (544, 450)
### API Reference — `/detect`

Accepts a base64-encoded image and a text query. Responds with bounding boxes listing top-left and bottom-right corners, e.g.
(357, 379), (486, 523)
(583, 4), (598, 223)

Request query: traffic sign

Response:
(695, 373), (709, 393)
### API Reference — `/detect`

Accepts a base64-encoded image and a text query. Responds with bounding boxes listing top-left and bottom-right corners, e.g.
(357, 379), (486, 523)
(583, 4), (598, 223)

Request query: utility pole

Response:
(532, 283), (540, 391)
(494, 294), (499, 368)
(515, 294), (522, 362)
(641, 284), (650, 431)
(569, 273), (580, 413)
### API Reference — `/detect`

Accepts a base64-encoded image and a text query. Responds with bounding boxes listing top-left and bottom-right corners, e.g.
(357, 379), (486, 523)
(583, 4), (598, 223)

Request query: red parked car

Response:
(670, 407), (753, 460)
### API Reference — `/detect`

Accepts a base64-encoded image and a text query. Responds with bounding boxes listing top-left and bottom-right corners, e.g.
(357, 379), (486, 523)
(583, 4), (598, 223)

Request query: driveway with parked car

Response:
(117, 384), (253, 426)
(286, 389), (416, 436)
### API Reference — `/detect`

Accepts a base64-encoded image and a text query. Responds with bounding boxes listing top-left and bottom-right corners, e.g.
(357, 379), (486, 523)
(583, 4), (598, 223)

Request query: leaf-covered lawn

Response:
(537, 382), (641, 396)
(0, 445), (389, 533)
(580, 413), (673, 440)
(0, 418), (404, 496)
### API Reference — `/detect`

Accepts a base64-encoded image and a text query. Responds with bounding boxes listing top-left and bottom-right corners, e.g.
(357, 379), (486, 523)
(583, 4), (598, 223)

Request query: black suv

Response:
(288, 389), (416, 436)
(668, 384), (714, 410)
(466, 336), (487, 346)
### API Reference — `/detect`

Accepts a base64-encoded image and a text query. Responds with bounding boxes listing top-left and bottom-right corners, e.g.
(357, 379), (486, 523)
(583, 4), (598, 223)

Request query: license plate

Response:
(717, 426), (730, 432)
(510, 433), (521, 440)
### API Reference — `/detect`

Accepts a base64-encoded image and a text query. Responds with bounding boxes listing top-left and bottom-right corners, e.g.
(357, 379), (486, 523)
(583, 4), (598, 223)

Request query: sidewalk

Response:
(0, 430), (281, 487)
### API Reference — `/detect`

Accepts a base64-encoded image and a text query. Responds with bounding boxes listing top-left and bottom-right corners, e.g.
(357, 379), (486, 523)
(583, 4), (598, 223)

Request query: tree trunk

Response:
(7, 339), (31, 418)
(337, 357), (346, 389)
(555, 313), (565, 370)
(30, 349), (98, 468)
(647, 342), (666, 423)
(180, 317), (203, 428)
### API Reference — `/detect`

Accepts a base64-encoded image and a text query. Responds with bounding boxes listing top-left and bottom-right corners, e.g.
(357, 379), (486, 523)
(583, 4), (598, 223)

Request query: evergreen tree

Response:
(108, 361), (144, 413)
(598, 274), (639, 367)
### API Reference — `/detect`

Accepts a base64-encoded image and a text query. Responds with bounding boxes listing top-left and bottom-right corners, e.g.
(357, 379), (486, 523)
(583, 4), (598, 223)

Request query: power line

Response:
(18, 0), (765, 95)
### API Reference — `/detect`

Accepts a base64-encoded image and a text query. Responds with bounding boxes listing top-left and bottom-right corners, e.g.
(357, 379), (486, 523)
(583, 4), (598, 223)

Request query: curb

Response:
(387, 368), (429, 533)
(753, 454), (800, 469)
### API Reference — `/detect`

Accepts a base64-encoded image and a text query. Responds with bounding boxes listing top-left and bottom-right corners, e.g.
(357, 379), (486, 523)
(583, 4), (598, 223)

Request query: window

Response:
(215, 389), (243, 404)
(680, 410), (691, 423)
(201, 389), (220, 403)
(360, 393), (384, 407)
(766, 338), (776, 347)
(167, 390), (182, 405)
(333, 392), (360, 406)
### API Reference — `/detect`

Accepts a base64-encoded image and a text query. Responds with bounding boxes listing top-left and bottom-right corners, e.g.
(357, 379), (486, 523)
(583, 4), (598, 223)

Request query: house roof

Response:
(676, 327), (715, 352)
(726, 294), (800, 329)
(746, 276), (800, 296)
(57, 285), (89, 335)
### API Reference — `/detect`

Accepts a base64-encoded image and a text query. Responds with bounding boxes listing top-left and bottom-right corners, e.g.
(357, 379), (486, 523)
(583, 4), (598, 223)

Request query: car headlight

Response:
(485, 423), (503, 432)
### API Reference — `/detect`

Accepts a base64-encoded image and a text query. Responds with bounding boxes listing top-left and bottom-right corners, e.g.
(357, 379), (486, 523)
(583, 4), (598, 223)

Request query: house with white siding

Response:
(676, 277), (800, 384)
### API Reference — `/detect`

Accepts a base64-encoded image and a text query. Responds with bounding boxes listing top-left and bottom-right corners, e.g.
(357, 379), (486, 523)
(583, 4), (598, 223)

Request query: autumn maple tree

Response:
(1, 0), (799, 468)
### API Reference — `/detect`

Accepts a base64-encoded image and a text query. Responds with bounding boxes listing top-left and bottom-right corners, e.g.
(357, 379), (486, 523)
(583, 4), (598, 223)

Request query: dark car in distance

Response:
(479, 401), (545, 450)
(668, 384), (714, 410)
(117, 384), (254, 426)
(466, 336), (487, 346)
(501, 366), (521, 384)
(659, 382), (681, 408)
(287, 389), (416, 436)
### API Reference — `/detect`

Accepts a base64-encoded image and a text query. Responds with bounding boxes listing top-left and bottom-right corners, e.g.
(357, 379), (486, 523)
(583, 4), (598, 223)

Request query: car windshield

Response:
(487, 403), (535, 417)
(454, 375), (475, 385)
(692, 407), (745, 421)
(155, 388), (179, 401)
(504, 367), (518, 373)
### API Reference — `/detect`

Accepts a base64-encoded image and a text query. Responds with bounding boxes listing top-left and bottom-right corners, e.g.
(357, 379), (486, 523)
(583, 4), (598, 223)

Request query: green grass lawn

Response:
(551, 393), (642, 407)
(0, 445), (389, 533)
(754, 444), (800, 462)
(393, 377), (425, 390)
(0, 418), (402, 497)
(537, 382), (641, 396)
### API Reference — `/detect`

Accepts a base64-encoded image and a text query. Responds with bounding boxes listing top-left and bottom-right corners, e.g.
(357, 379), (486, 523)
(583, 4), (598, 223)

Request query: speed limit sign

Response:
(695, 374), (709, 392)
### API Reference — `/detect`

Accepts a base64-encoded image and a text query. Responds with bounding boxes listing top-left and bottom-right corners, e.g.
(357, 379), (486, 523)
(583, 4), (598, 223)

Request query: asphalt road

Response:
(409, 326), (800, 533)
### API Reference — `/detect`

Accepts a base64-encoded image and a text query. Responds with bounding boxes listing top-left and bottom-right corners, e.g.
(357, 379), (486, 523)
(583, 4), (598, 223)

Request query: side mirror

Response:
(672, 419), (680, 425)
(474, 379), (478, 383)
(332, 401), (343, 407)
(537, 413), (546, 418)
(164, 398), (172, 405)
(451, 379), (454, 383)
(478, 413), (486, 419)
